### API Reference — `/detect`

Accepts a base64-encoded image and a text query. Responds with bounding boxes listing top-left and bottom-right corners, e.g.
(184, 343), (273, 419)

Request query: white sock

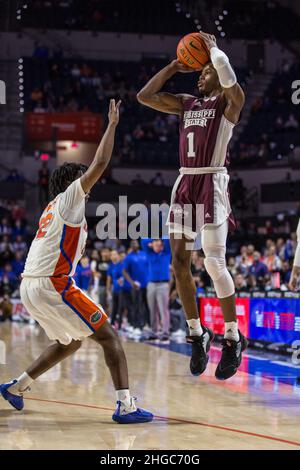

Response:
(9, 372), (33, 395)
(116, 389), (136, 413)
(187, 318), (203, 336)
(224, 321), (239, 342)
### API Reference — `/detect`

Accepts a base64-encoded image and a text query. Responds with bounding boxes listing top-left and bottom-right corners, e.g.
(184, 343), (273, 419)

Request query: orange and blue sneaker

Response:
(0, 379), (24, 411)
(112, 398), (153, 424)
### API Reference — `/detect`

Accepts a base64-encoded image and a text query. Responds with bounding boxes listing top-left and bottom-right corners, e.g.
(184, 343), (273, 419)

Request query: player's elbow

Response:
(136, 91), (149, 104)
(136, 91), (145, 103)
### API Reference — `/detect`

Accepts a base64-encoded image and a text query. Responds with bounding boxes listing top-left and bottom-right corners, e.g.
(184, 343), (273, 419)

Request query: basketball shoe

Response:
(215, 330), (248, 380)
(186, 326), (214, 376)
(112, 397), (153, 424)
(0, 379), (27, 410)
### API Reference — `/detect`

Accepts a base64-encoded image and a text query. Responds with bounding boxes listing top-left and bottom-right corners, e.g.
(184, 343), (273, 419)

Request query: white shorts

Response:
(20, 276), (107, 345)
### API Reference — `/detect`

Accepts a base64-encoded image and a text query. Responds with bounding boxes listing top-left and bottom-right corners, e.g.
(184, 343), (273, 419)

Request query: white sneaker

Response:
(132, 328), (142, 337)
(171, 329), (186, 337)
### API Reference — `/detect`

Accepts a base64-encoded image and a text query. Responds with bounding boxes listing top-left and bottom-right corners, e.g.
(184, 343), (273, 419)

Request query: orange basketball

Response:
(177, 32), (210, 70)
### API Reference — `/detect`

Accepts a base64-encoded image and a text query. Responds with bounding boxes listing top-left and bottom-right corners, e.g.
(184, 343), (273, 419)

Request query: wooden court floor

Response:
(0, 322), (299, 450)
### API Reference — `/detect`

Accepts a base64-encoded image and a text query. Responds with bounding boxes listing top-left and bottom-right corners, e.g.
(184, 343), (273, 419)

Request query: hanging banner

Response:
(25, 112), (103, 142)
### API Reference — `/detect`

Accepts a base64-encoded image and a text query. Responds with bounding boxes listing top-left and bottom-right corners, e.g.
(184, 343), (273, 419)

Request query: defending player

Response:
(0, 100), (153, 424)
(137, 32), (247, 380)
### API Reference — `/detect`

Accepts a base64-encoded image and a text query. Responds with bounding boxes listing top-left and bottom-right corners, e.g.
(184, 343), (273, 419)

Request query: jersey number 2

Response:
(36, 202), (54, 239)
(187, 132), (195, 158)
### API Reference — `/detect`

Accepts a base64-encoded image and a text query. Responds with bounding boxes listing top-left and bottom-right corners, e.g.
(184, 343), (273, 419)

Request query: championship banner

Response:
(249, 297), (300, 345)
(25, 112), (103, 142)
(199, 297), (249, 337)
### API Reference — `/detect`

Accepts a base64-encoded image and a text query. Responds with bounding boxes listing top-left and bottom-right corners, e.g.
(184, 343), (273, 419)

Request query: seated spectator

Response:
(0, 218), (12, 236)
(0, 238), (14, 267)
(284, 113), (299, 130)
(249, 251), (269, 288)
(12, 219), (26, 239)
(150, 172), (165, 186)
(236, 253), (249, 276)
(12, 235), (27, 253)
(0, 234), (13, 253)
(234, 273), (248, 293)
(10, 201), (26, 221)
(30, 88), (44, 110)
(263, 244), (282, 272)
(131, 174), (146, 186)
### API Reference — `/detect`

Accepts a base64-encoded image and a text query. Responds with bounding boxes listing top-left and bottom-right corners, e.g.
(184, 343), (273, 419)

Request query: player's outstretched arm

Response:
(137, 60), (195, 115)
(198, 31), (245, 124)
(80, 99), (121, 193)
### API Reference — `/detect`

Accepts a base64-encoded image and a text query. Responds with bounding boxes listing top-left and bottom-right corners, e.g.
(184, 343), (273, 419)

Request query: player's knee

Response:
(204, 256), (234, 298)
(204, 256), (226, 281)
(97, 325), (123, 351)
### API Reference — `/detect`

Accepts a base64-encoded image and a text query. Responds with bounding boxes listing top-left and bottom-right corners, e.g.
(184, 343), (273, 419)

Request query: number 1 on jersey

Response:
(187, 132), (195, 158)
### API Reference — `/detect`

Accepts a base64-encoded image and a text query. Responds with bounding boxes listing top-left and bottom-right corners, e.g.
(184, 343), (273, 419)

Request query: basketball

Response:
(177, 32), (210, 69)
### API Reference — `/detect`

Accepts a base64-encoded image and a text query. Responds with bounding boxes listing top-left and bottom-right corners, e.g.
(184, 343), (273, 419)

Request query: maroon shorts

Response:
(167, 173), (235, 238)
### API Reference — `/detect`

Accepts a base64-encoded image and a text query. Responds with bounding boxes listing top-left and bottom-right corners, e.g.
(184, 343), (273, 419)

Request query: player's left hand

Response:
(198, 31), (217, 51)
(108, 99), (121, 126)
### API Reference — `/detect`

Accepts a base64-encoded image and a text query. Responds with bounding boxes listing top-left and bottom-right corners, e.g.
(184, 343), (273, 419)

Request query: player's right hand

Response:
(108, 99), (121, 126)
(170, 59), (199, 73)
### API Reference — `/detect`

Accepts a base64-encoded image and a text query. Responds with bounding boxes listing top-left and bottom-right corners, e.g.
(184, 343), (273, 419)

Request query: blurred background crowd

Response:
(0, 186), (298, 343)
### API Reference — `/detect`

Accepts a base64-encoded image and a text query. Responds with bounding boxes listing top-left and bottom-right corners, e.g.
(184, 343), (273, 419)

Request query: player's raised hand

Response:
(197, 31), (217, 51)
(170, 59), (199, 73)
(108, 99), (121, 126)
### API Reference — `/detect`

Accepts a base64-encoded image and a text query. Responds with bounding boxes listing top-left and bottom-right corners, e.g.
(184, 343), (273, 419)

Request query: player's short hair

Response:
(49, 162), (88, 199)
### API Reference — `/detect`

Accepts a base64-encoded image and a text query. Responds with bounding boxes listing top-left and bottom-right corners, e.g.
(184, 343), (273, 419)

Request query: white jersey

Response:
(23, 178), (88, 278)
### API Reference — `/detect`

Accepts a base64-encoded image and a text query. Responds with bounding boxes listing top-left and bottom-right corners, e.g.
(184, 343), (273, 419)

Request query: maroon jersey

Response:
(179, 94), (234, 168)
